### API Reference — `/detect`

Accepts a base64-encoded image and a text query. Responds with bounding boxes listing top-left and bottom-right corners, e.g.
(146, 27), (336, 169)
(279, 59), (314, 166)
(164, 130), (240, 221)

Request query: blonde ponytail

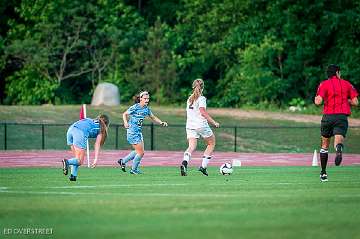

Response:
(188, 79), (204, 106)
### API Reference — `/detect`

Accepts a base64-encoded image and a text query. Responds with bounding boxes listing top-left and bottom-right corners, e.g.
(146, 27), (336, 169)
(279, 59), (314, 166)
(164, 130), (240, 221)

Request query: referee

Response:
(314, 64), (358, 182)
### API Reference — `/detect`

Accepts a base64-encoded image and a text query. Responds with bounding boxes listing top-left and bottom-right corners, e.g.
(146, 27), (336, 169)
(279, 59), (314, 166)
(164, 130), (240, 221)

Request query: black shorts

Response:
(321, 114), (348, 138)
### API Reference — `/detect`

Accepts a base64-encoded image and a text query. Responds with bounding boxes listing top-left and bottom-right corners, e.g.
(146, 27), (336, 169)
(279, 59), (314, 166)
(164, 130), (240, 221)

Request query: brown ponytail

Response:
(188, 79), (204, 106)
(98, 114), (109, 146)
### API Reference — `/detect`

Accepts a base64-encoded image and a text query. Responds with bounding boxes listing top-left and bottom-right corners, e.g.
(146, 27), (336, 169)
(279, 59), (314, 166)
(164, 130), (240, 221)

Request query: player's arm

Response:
(199, 107), (220, 128)
(314, 95), (323, 105)
(149, 113), (168, 126)
(349, 97), (358, 106)
(122, 110), (129, 128)
(91, 133), (103, 168)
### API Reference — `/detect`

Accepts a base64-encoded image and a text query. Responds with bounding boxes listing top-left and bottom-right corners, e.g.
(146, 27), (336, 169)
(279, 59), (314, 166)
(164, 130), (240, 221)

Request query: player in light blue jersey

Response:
(117, 91), (168, 174)
(62, 114), (109, 181)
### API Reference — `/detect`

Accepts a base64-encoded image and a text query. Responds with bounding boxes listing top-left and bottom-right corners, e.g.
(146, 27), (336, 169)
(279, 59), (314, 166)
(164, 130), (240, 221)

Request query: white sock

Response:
(183, 152), (191, 162)
(201, 155), (211, 168)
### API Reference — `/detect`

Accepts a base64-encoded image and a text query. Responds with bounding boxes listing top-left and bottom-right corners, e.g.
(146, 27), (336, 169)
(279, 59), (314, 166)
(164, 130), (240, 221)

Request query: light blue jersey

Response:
(126, 104), (152, 144)
(67, 118), (100, 149)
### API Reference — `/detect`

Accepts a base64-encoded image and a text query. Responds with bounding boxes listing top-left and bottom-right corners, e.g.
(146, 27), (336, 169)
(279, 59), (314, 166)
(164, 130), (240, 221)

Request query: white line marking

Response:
(48, 183), (188, 189)
(0, 190), (237, 197)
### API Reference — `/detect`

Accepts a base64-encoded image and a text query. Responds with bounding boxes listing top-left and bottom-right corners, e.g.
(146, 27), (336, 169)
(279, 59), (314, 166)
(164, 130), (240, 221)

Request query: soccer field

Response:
(1, 166), (360, 238)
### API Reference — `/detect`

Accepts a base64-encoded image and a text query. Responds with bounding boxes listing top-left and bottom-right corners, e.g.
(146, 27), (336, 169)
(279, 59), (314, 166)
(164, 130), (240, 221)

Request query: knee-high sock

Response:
(132, 154), (143, 171)
(320, 148), (328, 173)
(122, 151), (136, 164)
(201, 155), (211, 168)
(183, 152), (191, 162)
(67, 158), (80, 176)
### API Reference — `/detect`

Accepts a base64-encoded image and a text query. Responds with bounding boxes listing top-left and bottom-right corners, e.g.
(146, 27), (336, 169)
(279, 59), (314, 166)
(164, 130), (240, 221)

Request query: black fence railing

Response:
(1, 123), (360, 153)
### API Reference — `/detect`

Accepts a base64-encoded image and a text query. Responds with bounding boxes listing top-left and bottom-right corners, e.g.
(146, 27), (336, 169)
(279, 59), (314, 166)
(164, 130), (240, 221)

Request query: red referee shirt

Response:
(316, 76), (358, 115)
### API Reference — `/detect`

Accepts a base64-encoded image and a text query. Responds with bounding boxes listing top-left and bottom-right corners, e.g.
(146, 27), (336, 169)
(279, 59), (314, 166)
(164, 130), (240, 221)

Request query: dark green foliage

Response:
(125, 19), (177, 103)
(1, 0), (360, 106)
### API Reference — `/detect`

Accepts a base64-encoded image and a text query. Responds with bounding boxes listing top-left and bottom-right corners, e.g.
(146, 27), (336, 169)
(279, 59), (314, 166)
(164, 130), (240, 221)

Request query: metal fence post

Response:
(42, 124), (45, 150)
(4, 123), (7, 150)
(115, 125), (119, 150)
(234, 126), (237, 152)
(151, 123), (154, 150)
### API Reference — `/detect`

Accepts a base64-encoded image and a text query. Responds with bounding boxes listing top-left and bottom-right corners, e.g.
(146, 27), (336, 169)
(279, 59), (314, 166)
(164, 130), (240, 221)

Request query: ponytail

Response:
(98, 114), (109, 146)
(188, 79), (204, 106)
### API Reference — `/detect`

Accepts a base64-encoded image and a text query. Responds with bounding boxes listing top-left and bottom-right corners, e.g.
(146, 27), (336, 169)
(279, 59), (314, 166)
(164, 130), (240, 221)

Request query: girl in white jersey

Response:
(180, 79), (220, 176)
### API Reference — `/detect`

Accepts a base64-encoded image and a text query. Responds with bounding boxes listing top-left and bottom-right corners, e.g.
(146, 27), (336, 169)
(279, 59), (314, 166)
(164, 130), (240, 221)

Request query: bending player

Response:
(62, 114), (109, 181)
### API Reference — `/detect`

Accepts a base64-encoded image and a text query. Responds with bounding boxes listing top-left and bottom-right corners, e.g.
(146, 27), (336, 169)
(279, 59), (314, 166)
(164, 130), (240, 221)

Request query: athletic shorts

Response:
(321, 114), (348, 138)
(127, 130), (143, 145)
(186, 126), (213, 139)
(67, 126), (87, 149)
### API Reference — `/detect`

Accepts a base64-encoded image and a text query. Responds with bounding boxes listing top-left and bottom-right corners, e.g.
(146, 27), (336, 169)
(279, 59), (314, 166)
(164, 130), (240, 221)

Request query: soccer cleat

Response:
(198, 166), (208, 176)
(117, 158), (126, 172)
(320, 172), (328, 182)
(180, 160), (188, 176)
(130, 169), (142, 175)
(69, 174), (77, 181)
(335, 151), (342, 166)
(62, 159), (69, 175)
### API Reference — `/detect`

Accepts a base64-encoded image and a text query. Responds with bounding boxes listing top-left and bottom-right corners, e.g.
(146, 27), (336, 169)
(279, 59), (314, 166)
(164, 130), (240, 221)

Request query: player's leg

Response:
(180, 129), (199, 176)
(67, 145), (85, 181)
(334, 135), (344, 166)
(333, 115), (348, 166)
(63, 128), (75, 175)
(130, 141), (145, 174)
(65, 128), (86, 181)
(118, 131), (138, 172)
(198, 127), (215, 176)
(320, 115), (331, 182)
(180, 138), (197, 176)
(320, 136), (330, 182)
(118, 151), (136, 172)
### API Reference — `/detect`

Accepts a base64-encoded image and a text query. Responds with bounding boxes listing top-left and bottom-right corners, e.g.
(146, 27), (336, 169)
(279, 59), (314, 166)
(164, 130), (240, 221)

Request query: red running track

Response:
(0, 150), (360, 168)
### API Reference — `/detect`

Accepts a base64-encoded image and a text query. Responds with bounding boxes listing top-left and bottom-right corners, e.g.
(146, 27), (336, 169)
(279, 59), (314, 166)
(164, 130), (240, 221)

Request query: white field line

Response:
(1, 190), (360, 199)
(0, 190), (239, 197)
(48, 183), (188, 189)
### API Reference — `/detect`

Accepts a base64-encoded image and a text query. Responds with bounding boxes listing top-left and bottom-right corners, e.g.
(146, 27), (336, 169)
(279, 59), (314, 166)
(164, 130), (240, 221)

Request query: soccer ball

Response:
(219, 163), (233, 175)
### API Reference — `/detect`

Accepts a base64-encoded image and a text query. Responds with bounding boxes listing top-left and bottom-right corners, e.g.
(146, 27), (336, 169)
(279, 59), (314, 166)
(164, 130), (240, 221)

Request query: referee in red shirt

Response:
(315, 64), (358, 182)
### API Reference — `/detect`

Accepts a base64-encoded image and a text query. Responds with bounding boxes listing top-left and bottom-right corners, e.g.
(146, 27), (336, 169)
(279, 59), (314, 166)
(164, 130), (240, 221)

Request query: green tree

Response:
(4, 0), (145, 104)
(125, 19), (177, 103)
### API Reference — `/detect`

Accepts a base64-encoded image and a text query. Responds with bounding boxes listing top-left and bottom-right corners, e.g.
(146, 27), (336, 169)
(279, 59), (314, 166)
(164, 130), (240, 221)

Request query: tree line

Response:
(1, 0), (359, 107)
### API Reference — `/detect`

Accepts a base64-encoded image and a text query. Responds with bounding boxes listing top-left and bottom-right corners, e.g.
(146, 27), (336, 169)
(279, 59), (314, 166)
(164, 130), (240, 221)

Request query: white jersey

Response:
(186, 96), (209, 129)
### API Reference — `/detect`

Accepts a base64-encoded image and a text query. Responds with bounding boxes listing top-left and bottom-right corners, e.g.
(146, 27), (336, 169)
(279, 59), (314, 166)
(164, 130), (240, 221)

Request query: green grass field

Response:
(1, 166), (360, 238)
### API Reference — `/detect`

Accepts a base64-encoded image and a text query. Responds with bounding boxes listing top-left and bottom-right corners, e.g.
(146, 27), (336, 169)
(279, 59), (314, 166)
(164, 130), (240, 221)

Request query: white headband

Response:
(139, 91), (149, 98)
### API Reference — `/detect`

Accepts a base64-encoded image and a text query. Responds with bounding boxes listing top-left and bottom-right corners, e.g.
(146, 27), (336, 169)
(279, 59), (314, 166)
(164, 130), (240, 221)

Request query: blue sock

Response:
(122, 151), (136, 164)
(67, 158), (80, 176)
(67, 158), (79, 165)
(72, 165), (79, 177)
(131, 154), (143, 171)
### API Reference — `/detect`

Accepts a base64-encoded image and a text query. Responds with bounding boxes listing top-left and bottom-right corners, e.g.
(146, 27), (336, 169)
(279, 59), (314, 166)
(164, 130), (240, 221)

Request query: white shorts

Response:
(186, 126), (214, 139)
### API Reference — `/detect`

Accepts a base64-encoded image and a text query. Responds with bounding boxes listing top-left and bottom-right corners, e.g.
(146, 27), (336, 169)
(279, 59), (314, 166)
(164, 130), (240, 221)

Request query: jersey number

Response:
(138, 119), (144, 126)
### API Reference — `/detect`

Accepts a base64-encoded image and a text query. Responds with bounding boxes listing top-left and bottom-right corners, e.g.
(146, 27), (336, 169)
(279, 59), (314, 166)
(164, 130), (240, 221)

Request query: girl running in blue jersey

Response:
(117, 91), (168, 174)
(62, 114), (109, 181)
